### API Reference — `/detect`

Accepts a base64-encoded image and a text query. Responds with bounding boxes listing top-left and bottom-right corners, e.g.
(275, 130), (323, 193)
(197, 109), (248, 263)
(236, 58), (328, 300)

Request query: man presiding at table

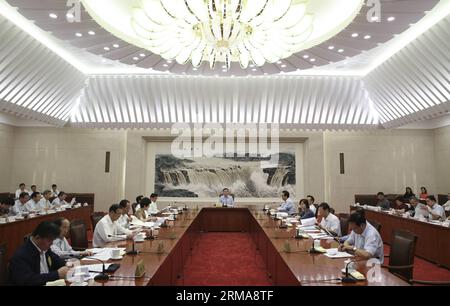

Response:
(219, 188), (234, 207)
(277, 190), (295, 215)
(339, 212), (384, 263)
(93, 204), (135, 247)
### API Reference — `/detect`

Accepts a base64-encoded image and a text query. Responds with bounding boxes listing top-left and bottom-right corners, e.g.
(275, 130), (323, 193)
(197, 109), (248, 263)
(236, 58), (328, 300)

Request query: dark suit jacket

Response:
(9, 238), (66, 286)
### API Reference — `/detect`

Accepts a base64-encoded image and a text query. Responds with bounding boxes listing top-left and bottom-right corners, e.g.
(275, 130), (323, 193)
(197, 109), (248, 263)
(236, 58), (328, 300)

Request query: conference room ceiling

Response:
(0, 0), (448, 129)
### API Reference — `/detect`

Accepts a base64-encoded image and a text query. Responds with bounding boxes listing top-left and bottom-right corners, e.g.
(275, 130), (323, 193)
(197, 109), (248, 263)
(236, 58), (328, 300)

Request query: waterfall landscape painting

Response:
(154, 153), (296, 198)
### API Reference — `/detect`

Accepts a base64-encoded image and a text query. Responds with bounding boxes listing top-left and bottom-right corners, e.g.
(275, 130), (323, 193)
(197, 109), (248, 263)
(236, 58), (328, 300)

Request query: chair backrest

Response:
(23, 233), (31, 242)
(70, 222), (89, 250)
(338, 215), (350, 235)
(368, 219), (382, 233)
(0, 243), (7, 286)
(70, 219), (86, 227)
(132, 203), (138, 214)
(389, 230), (418, 281)
(91, 212), (106, 230)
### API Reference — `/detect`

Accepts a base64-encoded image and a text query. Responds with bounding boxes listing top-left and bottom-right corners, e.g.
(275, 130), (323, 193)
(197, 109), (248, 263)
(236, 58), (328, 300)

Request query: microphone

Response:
(320, 225), (341, 244)
(85, 257), (109, 281)
(126, 238), (139, 255)
(308, 239), (323, 254)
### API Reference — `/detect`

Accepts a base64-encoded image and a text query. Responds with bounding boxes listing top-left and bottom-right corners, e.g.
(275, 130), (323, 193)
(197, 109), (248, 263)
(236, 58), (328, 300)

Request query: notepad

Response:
(324, 248), (353, 258)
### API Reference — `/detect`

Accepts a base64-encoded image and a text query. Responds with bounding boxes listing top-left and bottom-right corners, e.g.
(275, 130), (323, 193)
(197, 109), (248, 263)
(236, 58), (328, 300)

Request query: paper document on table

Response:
(308, 232), (333, 240)
(82, 248), (126, 261)
(143, 222), (156, 228)
(299, 217), (317, 227)
(324, 248), (354, 258)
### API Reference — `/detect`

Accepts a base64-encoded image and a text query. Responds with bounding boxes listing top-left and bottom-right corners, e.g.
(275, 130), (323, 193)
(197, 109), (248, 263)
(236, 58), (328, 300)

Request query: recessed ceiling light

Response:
(249, 64), (255, 68)
(328, 46), (335, 50)
(163, 64), (168, 67)
(167, 60), (172, 64)
(88, 31), (96, 35)
(222, 69), (227, 72)
(263, 73), (268, 75)
(75, 32), (82, 37)
(222, 65), (227, 69)
(104, 47), (110, 51)
(113, 44), (120, 48)
(133, 57), (139, 61)
(277, 61), (282, 64)
(66, 13), (74, 19)
(281, 64), (287, 68)
(49, 13), (58, 19)
(139, 53), (146, 57)
(303, 54), (309, 59)
(310, 58), (316, 62)
(387, 16), (395, 22)
(364, 35), (371, 40)
(252, 68), (257, 71)
(193, 68), (198, 71)
(338, 49), (344, 53)
(351, 33), (359, 38)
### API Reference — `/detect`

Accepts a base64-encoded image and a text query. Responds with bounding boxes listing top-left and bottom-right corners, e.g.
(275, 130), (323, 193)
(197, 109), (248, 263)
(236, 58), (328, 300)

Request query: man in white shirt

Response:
(317, 202), (341, 236)
(24, 192), (42, 212)
(93, 204), (134, 247)
(426, 195), (445, 220)
(277, 190), (295, 215)
(52, 191), (72, 206)
(307, 195), (317, 215)
(13, 192), (30, 215)
(51, 217), (92, 259)
(38, 190), (53, 210)
(50, 184), (60, 198)
(28, 185), (38, 196)
(219, 188), (235, 207)
(148, 193), (159, 215)
(15, 183), (28, 199)
(117, 199), (132, 229)
(409, 197), (429, 219)
(443, 193), (450, 212)
(339, 212), (384, 263)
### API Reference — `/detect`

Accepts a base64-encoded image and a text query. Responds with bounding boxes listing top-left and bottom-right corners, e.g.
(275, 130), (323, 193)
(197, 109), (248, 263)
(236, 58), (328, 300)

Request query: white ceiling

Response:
(0, 0), (448, 129)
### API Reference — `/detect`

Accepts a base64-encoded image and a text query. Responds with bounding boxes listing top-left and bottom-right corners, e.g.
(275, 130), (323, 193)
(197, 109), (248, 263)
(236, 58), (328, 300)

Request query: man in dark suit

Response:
(9, 221), (69, 286)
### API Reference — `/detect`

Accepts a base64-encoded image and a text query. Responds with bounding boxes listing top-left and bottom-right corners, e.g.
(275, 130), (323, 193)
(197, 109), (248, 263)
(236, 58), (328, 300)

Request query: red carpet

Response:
(179, 233), (272, 286)
(383, 244), (450, 283)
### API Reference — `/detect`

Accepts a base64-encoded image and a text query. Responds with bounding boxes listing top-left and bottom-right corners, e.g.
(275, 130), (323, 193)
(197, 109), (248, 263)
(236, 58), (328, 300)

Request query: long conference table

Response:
(82, 206), (408, 286)
(350, 206), (450, 269)
(0, 206), (93, 261)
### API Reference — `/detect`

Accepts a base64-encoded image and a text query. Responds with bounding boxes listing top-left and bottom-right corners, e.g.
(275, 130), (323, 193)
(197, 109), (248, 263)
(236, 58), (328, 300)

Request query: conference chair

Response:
(368, 219), (382, 233)
(70, 222), (89, 251)
(0, 243), (7, 286)
(382, 229), (417, 281)
(337, 214), (350, 236)
(90, 212), (106, 230)
(132, 203), (138, 214)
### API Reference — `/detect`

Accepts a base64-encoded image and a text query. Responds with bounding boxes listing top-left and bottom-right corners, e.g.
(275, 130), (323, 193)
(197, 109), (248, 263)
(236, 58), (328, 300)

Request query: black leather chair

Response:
(338, 214), (349, 236)
(70, 222), (89, 251)
(382, 230), (417, 281)
(90, 212), (106, 230)
(0, 243), (7, 286)
(368, 219), (382, 233)
(132, 203), (138, 214)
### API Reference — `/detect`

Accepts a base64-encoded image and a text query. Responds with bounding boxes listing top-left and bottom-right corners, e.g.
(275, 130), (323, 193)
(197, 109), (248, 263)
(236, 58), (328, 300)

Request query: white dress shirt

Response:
(13, 200), (26, 215)
(310, 204), (317, 215)
(149, 201), (159, 215)
(429, 203), (445, 219)
(117, 214), (131, 229)
(24, 199), (39, 212)
(93, 214), (131, 248)
(51, 237), (80, 259)
(278, 198), (295, 215)
(346, 222), (384, 263)
(15, 189), (28, 199)
(320, 213), (341, 236)
(38, 198), (52, 210)
(51, 190), (60, 197)
(413, 203), (429, 219)
(442, 200), (450, 211)
(30, 238), (49, 274)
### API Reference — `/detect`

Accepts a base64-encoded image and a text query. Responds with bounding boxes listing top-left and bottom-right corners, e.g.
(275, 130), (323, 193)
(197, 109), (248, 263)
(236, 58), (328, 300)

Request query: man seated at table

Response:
(376, 192), (391, 210)
(51, 191), (73, 207)
(9, 221), (69, 286)
(135, 197), (156, 222)
(39, 190), (53, 210)
(298, 199), (315, 219)
(0, 197), (15, 217)
(117, 199), (133, 229)
(426, 195), (445, 220)
(443, 193), (450, 212)
(219, 188), (234, 207)
(13, 192), (30, 215)
(24, 192), (42, 212)
(339, 212), (384, 263)
(393, 196), (409, 211)
(133, 195), (144, 212)
(408, 197), (429, 219)
(15, 183), (28, 199)
(149, 193), (159, 215)
(277, 190), (295, 215)
(51, 217), (92, 259)
(317, 202), (341, 236)
(28, 185), (38, 196)
(306, 195), (317, 215)
(93, 204), (134, 247)
(50, 184), (60, 198)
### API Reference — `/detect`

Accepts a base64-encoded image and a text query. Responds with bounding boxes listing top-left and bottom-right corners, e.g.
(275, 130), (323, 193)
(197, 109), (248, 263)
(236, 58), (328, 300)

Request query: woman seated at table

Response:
(135, 197), (156, 222)
(51, 217), (92, 259)
(298, 199), (315, 219)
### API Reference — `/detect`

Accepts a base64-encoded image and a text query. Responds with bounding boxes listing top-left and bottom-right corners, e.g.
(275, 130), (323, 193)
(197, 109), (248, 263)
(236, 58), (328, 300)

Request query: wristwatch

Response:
(352, 246), (357, 252)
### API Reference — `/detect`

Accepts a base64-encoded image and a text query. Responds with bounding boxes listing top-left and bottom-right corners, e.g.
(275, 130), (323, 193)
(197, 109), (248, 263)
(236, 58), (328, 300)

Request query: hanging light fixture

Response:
(130, 0), (314, 69)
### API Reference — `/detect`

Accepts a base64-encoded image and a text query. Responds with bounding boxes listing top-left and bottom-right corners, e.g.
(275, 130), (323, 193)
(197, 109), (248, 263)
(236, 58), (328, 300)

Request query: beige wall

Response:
(1, 123), (449, 213)
(434, 125), (450, 193)
(0, 124), (14, 189)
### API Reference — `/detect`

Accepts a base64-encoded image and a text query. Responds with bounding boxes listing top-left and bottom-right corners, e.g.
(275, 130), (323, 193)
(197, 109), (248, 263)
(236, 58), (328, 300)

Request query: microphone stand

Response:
(85, 257), (109, 281)
(126, 238), (139, 255)
(341, 259), (358, 283)
(308, 239), (322, 254)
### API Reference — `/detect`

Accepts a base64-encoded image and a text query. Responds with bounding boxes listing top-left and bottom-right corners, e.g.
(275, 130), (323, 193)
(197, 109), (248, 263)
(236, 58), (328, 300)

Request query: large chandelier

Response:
(131, 0), (314, 69)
